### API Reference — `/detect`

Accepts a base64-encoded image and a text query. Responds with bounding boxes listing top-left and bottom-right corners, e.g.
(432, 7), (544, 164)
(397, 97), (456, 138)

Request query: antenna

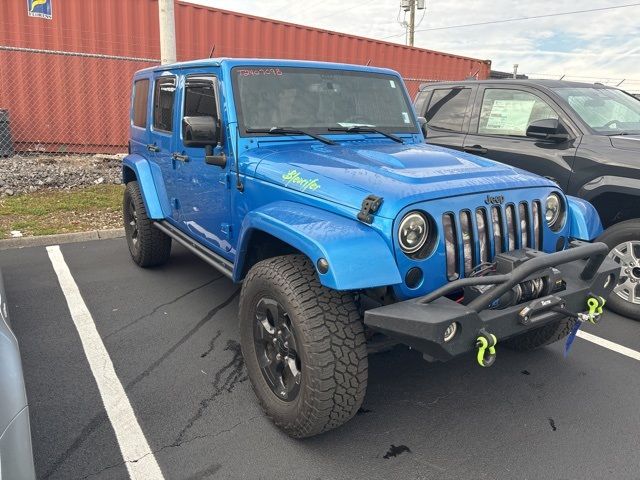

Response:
(209, 44), (216, 58)
(365, 59), (371, 66)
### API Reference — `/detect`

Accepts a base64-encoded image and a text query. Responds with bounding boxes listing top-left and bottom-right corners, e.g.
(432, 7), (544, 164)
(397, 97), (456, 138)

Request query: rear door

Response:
(463, 85), (579, 189)
(417, 86), (474, 150)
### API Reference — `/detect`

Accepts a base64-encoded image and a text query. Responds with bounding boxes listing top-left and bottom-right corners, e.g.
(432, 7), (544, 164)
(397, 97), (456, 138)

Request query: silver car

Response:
(0, 270), (35, 480)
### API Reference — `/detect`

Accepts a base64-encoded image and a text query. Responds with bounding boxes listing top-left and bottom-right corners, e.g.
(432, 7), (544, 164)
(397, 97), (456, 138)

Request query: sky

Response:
(183, 1), (640, 92)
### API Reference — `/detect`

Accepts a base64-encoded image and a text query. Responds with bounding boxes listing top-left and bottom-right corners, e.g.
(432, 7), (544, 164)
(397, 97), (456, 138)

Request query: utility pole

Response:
(408, 0), (416, 46)
(401, 0), (426, 47)
(158, 0), (177, 65)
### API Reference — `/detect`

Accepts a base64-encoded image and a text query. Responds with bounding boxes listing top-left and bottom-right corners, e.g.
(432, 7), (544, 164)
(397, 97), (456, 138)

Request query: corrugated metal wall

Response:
(0, 0), (490, 153)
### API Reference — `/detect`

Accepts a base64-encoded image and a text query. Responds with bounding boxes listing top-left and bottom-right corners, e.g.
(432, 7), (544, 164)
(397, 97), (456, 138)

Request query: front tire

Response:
(123, 181), (171, 267)
(503, 317), (576, 351)
(239, 255), (368, 438)
(596, 219), (640, 321)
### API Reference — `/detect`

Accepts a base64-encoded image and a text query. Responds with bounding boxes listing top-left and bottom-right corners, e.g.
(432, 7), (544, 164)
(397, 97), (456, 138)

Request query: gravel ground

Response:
(0, 154), (124, 197)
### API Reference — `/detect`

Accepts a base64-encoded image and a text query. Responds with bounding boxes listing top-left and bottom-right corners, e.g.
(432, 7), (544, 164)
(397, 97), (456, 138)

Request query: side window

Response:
(153, 76), (176, 132)
(425, 88), (471, 132)
(478, 89), (558, 137)
(184, 76), (218, 119)
(132, 79), (149, 128)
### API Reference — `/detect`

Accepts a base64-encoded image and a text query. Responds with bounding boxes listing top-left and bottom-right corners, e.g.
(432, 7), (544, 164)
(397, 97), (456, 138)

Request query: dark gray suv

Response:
(415, 80), (640, 320)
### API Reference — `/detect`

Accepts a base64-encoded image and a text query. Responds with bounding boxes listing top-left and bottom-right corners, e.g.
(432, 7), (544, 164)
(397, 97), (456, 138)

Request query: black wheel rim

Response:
(125, 198), (139, 250)
(253, 297), (302, 402)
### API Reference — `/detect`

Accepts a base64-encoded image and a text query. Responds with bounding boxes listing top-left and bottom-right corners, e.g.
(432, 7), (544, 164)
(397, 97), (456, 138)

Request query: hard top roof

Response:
(135, 57), (400, 77)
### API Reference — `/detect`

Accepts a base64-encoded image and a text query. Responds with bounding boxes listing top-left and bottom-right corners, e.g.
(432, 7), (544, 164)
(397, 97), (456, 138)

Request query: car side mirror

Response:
(417, 116), (427, 137)
(526, 118), (569, 142)
(183, 116), (220, 147)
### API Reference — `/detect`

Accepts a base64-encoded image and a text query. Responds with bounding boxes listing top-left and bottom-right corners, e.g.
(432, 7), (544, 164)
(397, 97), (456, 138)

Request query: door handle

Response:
(463, 145), (488, 155)
(172, 152), (189, 162)
(146, 144), (160, 153)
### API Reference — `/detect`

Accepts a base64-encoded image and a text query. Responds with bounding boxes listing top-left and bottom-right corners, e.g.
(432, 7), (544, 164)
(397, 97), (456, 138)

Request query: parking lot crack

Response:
(77, 414), (261, 480)
(127, 289), (240, 389)
(105, 275), (223, 339)
(175, 340), (248, 444)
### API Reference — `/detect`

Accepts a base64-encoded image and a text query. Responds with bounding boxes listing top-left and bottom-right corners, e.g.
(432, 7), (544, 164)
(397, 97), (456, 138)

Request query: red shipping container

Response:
(0, 0), (490, 153)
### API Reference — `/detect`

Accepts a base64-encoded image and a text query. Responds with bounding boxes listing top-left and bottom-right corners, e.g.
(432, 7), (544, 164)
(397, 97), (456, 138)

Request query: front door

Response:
(463, 86), (579, 190)
(172, 72), (232, 257)
(150, 72), (179, 218)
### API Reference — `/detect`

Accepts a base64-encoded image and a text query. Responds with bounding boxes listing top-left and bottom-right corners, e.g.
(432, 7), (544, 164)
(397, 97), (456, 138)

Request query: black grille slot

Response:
(443, 200), (542, 278)
(443, 213), (458, 281)
(532, 200), (542, 250)
(519, 202), (530, 248)
(476, 208), (490, 264)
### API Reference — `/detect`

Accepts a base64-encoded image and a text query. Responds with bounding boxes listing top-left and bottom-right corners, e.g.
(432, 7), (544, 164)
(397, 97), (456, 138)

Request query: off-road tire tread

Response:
(123, 181), (171, 267)
(240, 254), (368, 438)
(504, 317), (576, 351)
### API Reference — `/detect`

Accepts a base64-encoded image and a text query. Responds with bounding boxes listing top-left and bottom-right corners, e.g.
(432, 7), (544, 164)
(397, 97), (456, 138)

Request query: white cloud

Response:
(183, 0), (640, 92)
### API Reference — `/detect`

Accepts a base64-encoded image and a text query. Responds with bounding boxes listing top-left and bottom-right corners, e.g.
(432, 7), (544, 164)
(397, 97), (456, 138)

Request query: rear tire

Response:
(239, 254), (368, 438)
(596, 219), (640, 321)
(123, 181), (171, 267)
(503, 317), (576, 352)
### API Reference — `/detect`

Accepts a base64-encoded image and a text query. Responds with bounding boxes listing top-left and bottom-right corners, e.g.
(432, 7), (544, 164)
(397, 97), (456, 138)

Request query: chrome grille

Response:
(443, 200), (543, 280)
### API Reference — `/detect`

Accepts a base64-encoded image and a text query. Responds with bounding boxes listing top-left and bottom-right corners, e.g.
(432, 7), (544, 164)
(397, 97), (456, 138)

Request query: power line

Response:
(381, 3), (640, 39)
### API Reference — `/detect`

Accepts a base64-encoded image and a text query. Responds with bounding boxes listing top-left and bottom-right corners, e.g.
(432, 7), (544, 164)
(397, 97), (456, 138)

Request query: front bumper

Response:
(364, 241), (618, 362)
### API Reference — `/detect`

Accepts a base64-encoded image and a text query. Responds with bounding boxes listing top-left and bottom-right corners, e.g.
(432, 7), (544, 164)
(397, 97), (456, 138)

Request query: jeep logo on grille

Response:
(484, 194), (505, 205)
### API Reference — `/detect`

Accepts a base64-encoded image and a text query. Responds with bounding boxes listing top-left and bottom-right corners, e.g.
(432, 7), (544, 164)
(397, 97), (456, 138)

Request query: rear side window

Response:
(132, 79), (149, 128)
(153, 76), (176, 132)
(478, 89), (558, 137)
(425, 88), (471, 132)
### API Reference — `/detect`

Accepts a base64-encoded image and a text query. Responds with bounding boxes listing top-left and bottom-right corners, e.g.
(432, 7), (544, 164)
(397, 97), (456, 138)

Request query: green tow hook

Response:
(475, 329), (498, 367)
(585, 296), (606, 324)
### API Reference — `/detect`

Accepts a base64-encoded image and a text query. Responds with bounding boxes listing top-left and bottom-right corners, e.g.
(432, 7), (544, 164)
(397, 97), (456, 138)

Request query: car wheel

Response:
(123, 181), (171, 267)
(596, 219), (640, 321)
(503, 317), (576, 352)
(239, 254), (368, 438)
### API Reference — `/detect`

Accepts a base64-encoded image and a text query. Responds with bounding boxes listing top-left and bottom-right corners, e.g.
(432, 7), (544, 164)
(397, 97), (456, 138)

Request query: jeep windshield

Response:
(232, 67), (418, 136)
(554, 87), (640, 135)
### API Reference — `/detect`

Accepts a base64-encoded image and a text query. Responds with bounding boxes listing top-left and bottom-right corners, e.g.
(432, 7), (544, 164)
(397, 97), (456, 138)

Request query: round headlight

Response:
(399, 212), (428, 254)
(545, 193), (564, 230)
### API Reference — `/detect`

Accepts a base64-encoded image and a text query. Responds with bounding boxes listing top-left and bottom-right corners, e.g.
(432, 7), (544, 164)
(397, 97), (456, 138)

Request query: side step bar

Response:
(153, 221), (234, 279)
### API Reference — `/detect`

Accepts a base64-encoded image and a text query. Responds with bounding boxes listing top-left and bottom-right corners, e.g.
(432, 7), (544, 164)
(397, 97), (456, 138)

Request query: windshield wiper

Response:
(328, 126), (404, 144)
(245, 127), (336, 146)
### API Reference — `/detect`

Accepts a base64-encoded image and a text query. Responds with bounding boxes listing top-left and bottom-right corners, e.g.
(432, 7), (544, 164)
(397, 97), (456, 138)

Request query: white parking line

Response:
(577, 330), (640, 362)
(46, 245), (164, 480)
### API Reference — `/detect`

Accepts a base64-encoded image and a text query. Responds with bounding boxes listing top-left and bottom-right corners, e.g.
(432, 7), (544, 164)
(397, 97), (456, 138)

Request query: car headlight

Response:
(399, 212), (428, 254)
(545, 192), (565, 230)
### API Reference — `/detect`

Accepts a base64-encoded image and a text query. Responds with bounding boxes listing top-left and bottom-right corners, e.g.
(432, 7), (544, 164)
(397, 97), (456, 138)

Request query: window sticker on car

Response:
(389, 80), (397, 89)
(402, 112), (411, 123)
(282, 169), (321, 191)
(485, 99), (535, 132)
(238, 68), (284, 77)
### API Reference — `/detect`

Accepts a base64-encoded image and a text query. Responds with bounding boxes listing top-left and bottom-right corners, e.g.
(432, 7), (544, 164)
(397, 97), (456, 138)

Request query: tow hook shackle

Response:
(585, 295), (606, 324)
(475, 329), (498, 368)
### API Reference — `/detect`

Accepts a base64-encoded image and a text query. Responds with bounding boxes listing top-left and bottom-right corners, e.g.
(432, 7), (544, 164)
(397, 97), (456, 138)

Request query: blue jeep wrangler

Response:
(123, 58), (618, 437)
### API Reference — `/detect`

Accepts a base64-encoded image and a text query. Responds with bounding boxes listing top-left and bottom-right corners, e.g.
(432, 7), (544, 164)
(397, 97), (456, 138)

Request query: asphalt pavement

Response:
(2, 238), (639, 480)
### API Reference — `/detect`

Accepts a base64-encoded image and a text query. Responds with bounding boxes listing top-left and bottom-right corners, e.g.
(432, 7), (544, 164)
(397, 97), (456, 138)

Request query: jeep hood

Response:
(247, 141), (555, 218)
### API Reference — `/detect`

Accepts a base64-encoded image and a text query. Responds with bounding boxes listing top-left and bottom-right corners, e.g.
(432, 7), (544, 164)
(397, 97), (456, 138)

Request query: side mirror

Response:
(417, 116), (427, 137)
(183, 116), (220, 147)
(526, 118), (569, 142)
